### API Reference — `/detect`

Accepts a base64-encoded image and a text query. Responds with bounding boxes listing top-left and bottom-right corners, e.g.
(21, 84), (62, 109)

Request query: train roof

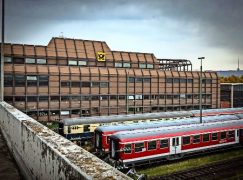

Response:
(191, 107), (243, 115)
(61, 111), (193, 125)
(111, 119), (243, 142)
(95, 114), (240, 132)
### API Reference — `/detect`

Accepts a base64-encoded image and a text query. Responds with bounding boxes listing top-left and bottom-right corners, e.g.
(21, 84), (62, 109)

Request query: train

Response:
(109, 119), (243, 168)
(95, 114), (243, 155)
(58, 108), (243, 142)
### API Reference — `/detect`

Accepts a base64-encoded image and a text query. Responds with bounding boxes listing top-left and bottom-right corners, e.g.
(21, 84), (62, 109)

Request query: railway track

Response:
(150, 156), (243, 180)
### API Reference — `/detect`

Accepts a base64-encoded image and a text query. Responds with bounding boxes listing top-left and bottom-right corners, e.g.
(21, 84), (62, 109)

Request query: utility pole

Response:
(198, 57), (205, 123)
(0, 0), (5, 102)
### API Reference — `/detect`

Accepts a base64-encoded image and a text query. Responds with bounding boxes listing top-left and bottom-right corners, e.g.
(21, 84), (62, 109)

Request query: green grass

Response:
(138, 149), (243, 178)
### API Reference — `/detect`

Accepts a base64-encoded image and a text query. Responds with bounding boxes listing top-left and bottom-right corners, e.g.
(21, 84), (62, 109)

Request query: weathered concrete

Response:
(0, 102), (131, 180)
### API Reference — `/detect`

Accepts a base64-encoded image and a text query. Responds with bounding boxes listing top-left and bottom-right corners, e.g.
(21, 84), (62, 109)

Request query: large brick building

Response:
(2, 37), (220, 121)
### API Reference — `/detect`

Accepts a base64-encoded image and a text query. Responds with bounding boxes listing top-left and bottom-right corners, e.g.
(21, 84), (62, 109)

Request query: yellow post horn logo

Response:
(97, 52), (106, 62)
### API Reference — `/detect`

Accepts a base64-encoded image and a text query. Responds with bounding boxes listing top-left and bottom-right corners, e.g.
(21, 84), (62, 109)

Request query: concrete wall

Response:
(0, 102), (130, 180)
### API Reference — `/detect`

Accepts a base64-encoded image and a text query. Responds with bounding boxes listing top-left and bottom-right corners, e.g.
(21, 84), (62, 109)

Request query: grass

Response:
(138, 148), (243, 178)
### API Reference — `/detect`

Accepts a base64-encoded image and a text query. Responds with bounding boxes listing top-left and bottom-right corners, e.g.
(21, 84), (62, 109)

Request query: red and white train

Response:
(95, 114), (243, 155)
(109, 120), (243, 168)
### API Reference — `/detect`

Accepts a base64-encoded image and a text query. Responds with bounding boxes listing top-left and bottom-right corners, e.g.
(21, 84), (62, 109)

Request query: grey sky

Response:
(2, 0), (243, 70)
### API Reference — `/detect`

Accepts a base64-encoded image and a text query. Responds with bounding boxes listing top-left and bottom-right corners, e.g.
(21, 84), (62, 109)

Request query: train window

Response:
(160, 139), (168, 149)
(68, 126), (71, 134)
(182, 136), (190, 145)
(220, 132), (227, 139)
(148, 141), (157, 150)
(212, 133), (218, 141)
(193, 135), (200, 144)
(83, 125), (90, 132)
(106, 136), (110, 144)
(124, 144), (132, 154)
(135, 142), (144, 152)
(203, 134), (210, 142)
(228, 131), (235, 139)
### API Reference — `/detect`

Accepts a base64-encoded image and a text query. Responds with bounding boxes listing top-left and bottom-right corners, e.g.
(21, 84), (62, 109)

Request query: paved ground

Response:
(0, 129), (22, 180)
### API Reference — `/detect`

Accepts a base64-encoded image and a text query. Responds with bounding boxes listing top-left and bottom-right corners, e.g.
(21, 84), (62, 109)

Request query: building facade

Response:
(221, 83), (243, 108)
(2, 37), (220, 121)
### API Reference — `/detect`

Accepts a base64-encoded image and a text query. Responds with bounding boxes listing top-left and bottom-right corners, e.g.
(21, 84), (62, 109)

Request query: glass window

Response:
(124, 144), (132, 154)
(143, 78), (151, 83)
(92, 82), (100, 87)
(139, 63), (146, 69)
(37, 59), (47, 64)
(166, 78), (173, 83)
(183, 136), (190, 145)
(110, 95), (117, 100)
(135, 95), (143, 100)
(228, 131), (235, 139)
(39, 76), (49, 86)
(119, 95), (125, 100)
(39, 96), (48, 101)
(78, 60), (87, 66)
(128, 95), (134, 100)
(25, 58), (35, 64)
(174, 78), (180, 83)
(128, 77), (135, 83)
(100, 82), (109, 88)
(4, 74), (13, 87)
(187, 79), (193, 83)
(61, 81), (70, 87)
(61, 96), (69, 101)
(136, 78), (143, 83)
(180, 79), (187, 83)
(134, 142), (144, 152)
(203, 134), (210, 142)
(81, 96), (90, 101)
(160, 139), (168, 149)
(220, 132), (227, 139)
(147, 64), (154, 69)
(115, 62), (122, 67)
(123, 62), (131, 68)
(71, 81), (80, 87)
(15, 75), (25, 86)
(13, 57), (25, 64)
(50, 96), (59, 101)
(27, 96), (37, 102)
(180, 94), (186, 99)
(193, 135), (200, 144)
(91, 95), (99, 100)
(4, 96), (13, 102)
(15, 96), (25, 101)
(60, 111), (70, 115)
(68, 60), (77, 66)
(4, 57), (12, 63)
(71, 96), (80, 101)
(148, 141), (157, 150)
(100, 95), (108, 100)
(212, 133), (218, 141)
(71, 109), (80, 115)
(81, 82), (91, 87)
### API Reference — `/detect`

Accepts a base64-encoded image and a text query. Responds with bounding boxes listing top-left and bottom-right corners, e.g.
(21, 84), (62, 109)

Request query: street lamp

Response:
(198, 57), (205, 123)
(0, 0), (5, 102)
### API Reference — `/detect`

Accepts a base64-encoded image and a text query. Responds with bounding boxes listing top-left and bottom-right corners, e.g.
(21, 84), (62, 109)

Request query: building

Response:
(2, 37), (220, 121)
(221, 83), (243, 108)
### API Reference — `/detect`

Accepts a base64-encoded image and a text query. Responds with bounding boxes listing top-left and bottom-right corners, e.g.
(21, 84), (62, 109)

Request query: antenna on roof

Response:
(237, 57), (240, 71)
(59, 32), (64, 38)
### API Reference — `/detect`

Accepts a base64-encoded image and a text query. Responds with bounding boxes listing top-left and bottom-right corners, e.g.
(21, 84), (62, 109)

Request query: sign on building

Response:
(97, 52), (106, 62)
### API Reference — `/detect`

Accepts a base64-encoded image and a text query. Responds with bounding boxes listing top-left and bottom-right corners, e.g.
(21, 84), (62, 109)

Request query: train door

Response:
(239, 129), (243, 145)
(170, 137), (181, 155)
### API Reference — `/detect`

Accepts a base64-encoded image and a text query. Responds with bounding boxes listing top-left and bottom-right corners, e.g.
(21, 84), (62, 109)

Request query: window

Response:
(37, 59), (47, 64)
(71, 109), (80, 115)
(187, 79), (193, 83)
(124, 144), (132, 154)
(26, 76), (38, 86)
(13, 57), (25, 64)
(180, 79), (187, 83)
(78, 60), (87, 66)
(212, 133), (218, 141)
(220, 132), (227, 139)
(91, 82), (99, 87)
(39, 96), (48, 101)
(174, 78), (180, 83)
(83, 125), (90, 132)
(50, 96), (59, 101)
(183, 136), (190, 145)
(71, 96), (80, 101)
(139, 63), (146, 69)
(180, 94), (186, 99)
(166, 95), (173, 99)
(228, 131), (235, 139)
(106, 136), (110, 144)
(119, 95), (125, 100)
(100, 95), (108, 100)
(193, 135), (200, 144)
(159, 95), (165, 99)
(147, 64), (154, 69)
(27, 96), (37, 102)
(136, 78), (143, 83)
(91, 95), (99, 100)
(61, 81), (70, 87)
(61, 111), (70, 115)
(81, 82), (91, 87)
(25, 58), (35, 64)
(166, 78), (173, 83)
(134, 142), (144, 152)
(143, 78), (151, 83)
(15, 75), (25, 86)
(110, 95), (117, 100)
(81, 96), (90, 101)
(15, 96), (25, 101)
(39, 76), (49, 86)
(115, 62), (122, 67)
(135, 95), (143, 100)
(160, 139), (168, 149)
(172, 137), (179, 146)
(4, 96), (13, 102)
(128, 95), (134, 100)
(128, 77), (135, 83)
(148, 141), (157, 150)
(71, 82), (80, 87)
(123, 62), (131, 68)
(4, 74), (13, 87)
(100, 82), (109, 88)
(61, 96), (69, 101)
(203, 134), (210, 142)
(68, 60), (77, 66)
(4, 57), (12, 63)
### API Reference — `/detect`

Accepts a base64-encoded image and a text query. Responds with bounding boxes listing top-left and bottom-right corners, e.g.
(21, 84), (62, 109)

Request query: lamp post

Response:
(0, 0), (5, 102)
(198, 57), (205, 123)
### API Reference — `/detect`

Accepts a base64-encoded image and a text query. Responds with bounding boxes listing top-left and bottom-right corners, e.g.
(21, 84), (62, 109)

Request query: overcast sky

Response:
(1, 0), (243, 70)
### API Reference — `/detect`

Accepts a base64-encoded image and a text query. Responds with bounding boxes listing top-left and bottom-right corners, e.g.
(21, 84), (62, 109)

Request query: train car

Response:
(95, 114), (242, 155)
(191, 107), (243, 117)
(59, 107), (243, 142)
(109, 119), (243, 168)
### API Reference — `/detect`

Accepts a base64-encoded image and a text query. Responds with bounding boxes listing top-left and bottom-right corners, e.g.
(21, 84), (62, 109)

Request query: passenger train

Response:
(95, 114), (243, 155)
(58, 108), (243, 142)
(109, 120), (243, 168)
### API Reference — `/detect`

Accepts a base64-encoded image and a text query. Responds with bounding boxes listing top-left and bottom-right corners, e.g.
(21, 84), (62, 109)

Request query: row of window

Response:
(123, 130), (235, 153)
(5, 94), (212, 102)
(166, 78), (213, 84)
(4, 57), (47, 64)
(128, 77), (151, 83)
(68, 60), (87, 66)
(4, 75), (49, 87)
(61, 81), (109, 88)
(115, 62), (154, 69)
